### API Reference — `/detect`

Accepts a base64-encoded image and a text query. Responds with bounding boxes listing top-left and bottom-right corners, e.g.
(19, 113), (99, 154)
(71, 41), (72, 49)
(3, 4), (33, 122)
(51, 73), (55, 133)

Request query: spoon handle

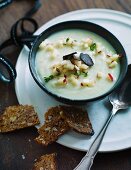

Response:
(74, 107), (118, 170)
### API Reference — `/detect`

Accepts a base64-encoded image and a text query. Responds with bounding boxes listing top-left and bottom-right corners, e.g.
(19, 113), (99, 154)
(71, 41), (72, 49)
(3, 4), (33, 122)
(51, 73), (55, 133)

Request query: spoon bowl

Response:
(109, 91), (129, 110)
(109, 64), (131, 109)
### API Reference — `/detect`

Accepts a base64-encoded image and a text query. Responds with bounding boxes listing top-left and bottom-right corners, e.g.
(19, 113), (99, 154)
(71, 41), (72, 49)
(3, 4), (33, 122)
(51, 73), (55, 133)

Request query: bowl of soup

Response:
(28, 21), (127, 104)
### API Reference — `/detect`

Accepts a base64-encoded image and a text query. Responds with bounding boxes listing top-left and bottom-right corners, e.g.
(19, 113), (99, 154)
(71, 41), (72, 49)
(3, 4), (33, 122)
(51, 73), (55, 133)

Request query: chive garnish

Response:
(66, 37), (70, 42)
(74, 71), (88, 77)
(81, 72), (88, 77)
(74, 71), (81, 77)
(90, 43), (96, 51)
(44, 75), (54, 82)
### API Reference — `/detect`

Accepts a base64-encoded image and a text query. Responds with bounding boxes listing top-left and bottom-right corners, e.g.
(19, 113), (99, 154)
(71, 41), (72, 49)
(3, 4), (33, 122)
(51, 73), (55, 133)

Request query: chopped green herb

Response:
(81, 72), (88, 77)
(90, 43), (96, 51)
(44, 75), (54, 82)
(74, 71), (81, 77)
(66, 37), (70, 42)
(74, 71), (88, 77)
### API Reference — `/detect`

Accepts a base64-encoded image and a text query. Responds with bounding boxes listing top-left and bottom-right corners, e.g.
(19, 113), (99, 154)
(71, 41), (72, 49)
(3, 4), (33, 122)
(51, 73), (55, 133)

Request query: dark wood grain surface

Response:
(0, 0), (131, 170)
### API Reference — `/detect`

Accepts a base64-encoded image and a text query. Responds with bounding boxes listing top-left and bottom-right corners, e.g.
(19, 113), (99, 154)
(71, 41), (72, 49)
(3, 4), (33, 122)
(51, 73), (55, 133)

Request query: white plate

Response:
(15, 9), (131, 152)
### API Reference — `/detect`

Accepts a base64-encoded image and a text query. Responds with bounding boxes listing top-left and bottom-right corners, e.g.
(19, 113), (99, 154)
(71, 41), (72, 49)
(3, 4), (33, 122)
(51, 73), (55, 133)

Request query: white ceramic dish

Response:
(15, 9), (131, 152)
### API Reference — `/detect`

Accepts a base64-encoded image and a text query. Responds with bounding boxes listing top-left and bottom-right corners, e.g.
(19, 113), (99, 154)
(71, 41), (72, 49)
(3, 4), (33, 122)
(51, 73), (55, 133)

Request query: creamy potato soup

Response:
(35, 29), (121, 100)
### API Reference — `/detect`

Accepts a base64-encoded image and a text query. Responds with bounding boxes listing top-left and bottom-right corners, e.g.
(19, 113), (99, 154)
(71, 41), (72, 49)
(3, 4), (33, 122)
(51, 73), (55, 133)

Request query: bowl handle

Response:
(0, 0), (13, 9)
(0, 54), (16, 83)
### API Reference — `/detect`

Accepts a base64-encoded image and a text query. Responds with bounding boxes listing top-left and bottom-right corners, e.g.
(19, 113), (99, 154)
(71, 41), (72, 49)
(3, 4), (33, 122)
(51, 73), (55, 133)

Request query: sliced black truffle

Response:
(80, 53), (94, 66)
(63, 52), (77, 60)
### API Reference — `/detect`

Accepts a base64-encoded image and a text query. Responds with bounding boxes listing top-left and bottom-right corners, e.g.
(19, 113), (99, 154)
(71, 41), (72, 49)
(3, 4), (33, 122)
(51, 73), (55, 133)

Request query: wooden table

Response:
(0, 0), (131, 170)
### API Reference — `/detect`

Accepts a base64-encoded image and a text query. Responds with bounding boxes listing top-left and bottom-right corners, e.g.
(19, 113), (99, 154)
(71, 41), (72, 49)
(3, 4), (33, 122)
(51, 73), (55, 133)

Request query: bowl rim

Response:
(28, 20), (128, 103)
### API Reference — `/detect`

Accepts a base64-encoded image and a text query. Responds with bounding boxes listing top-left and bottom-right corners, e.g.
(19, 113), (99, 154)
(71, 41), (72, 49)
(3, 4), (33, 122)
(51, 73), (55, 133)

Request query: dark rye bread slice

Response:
(44, 106), (62, 123)
(35, 105), (93, 146)
(0, 105), (40, 133)
(35, 117), (69, 146)
(59, 106), (94, 135)
(33, 153), (57, 170)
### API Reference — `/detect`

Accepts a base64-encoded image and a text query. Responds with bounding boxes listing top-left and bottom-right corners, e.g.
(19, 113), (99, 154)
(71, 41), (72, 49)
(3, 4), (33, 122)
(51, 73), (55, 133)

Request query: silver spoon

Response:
(74, 65), (131, 170)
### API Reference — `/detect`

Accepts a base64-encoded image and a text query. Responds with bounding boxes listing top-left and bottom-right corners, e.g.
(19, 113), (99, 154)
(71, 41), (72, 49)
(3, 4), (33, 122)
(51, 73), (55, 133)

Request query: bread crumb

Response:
(22, 154), (25, 160)
(28, 139), (31, 142)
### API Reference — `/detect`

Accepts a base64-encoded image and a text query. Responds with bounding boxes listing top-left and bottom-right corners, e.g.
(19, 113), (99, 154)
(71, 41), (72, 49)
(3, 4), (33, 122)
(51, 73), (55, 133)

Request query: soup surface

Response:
(35, 29), (120, 100)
